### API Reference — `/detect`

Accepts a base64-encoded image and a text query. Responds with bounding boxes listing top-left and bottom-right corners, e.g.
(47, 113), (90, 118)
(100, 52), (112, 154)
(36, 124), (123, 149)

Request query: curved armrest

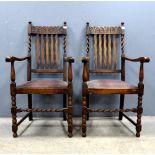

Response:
(5, 56), (30, 62)
(122, 55), (150, 93)
(123, 56), (150, 63)
(81, 56), (89, 63)
(6, 55), (30, 82)
(64, 56), (74, 63)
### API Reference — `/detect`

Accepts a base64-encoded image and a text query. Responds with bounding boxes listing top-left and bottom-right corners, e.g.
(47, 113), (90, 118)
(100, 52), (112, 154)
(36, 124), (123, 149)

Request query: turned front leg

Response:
(9, 61), (18, 138)
(68, 95), (73, 137)
(11, 82), (17, 138)
(82, 96), (87, 137)
(81, 57), (89, 137)
(136, 94), (143, 137)
(136, 62), (144, 137)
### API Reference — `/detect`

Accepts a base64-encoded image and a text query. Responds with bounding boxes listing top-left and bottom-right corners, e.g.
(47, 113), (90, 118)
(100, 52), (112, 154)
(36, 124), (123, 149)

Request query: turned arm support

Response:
(81, 56), (89, 82)
(64, 56), (74, 82)
(5, 56), (30, 82)
(122, 55), (150, 92)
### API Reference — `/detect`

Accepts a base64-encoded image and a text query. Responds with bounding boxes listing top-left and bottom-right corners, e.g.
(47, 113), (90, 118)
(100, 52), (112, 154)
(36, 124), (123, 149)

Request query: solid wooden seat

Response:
(16, 79), (68, 94)
(87, 79), (138, 94)
(81, 22), (150, 137)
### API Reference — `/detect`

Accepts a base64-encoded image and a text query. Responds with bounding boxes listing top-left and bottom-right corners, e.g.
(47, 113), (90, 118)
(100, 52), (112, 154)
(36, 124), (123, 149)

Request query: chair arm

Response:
(5, 56), (30, 62)
(64, 56), (74, 63)
(5, 56), (30, 82)
(122, 55), (150, 63)
(122, 55), (150, 94)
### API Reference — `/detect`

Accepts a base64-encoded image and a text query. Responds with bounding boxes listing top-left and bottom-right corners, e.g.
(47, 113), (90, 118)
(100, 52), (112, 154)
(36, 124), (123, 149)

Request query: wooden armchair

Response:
(6, 22), (74, 138)
(81, 22), (150, 137)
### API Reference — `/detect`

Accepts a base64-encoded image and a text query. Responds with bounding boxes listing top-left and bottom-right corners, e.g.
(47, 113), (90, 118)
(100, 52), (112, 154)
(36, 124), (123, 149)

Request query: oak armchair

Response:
(6, 22), (74, 137)
(81, 22), (150, 137)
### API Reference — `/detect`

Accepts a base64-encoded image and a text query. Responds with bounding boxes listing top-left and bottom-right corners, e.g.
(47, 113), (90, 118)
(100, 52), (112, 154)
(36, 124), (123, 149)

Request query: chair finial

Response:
(121, 22), (125, 29)
(86, 22), (89, 26)
(121, 22), (125, 27)
(63, 22), (67, 29)
(64, 21), (67, 26)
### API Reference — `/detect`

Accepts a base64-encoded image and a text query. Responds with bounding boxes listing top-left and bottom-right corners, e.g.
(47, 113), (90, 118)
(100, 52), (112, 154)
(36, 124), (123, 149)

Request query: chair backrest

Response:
(28, 21), (67, 80)
(86, 22), (125, 74)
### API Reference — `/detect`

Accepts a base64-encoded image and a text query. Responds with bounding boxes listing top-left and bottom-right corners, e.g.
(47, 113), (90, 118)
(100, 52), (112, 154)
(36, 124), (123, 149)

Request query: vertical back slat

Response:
(50, 35), (54, 65)
(46, 34), (49, 67)
(108, 35), (111, 69)
(41, 34), (44, 67)
(94, 34), (97, 68)
(36, 34), (40, 67)
(55, 34), (59, 65)
(113, 34), (116, 69)
(103, 34), (107, 69)
(99, 34), (102, 68)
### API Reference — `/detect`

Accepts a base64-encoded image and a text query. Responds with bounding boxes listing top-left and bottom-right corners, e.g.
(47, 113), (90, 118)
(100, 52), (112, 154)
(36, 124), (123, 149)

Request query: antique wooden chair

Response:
(6, 22), (74, 138)
(81, 22), (150, 137)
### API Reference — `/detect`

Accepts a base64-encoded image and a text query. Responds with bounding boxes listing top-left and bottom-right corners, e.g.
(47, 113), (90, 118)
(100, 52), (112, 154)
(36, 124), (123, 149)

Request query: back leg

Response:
(11, 93), (18, 138)
(119, 94), (125, 120)
(28, 94), (33, 121)
(63, 94), (67, 121)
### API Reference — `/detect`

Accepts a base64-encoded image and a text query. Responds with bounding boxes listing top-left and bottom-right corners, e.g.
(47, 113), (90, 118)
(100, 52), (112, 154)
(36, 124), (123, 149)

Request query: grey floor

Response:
(0, 116), (155, 154)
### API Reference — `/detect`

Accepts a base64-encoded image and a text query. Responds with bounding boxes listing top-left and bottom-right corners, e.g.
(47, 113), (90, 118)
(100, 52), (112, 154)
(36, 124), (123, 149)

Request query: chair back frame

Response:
(85, 22), (125, 80)
(27, 21), (68, 81)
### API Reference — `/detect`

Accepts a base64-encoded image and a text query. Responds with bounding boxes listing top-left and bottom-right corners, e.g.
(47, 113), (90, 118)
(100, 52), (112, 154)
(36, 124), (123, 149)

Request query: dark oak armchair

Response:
(6, 22), (74, 137)
(82, 22), (150, 137)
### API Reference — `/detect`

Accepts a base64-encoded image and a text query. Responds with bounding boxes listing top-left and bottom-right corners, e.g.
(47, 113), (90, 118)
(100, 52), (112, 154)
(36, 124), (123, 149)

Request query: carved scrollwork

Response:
(87, 26), (123, 35)
(31, 26), (67, 35)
